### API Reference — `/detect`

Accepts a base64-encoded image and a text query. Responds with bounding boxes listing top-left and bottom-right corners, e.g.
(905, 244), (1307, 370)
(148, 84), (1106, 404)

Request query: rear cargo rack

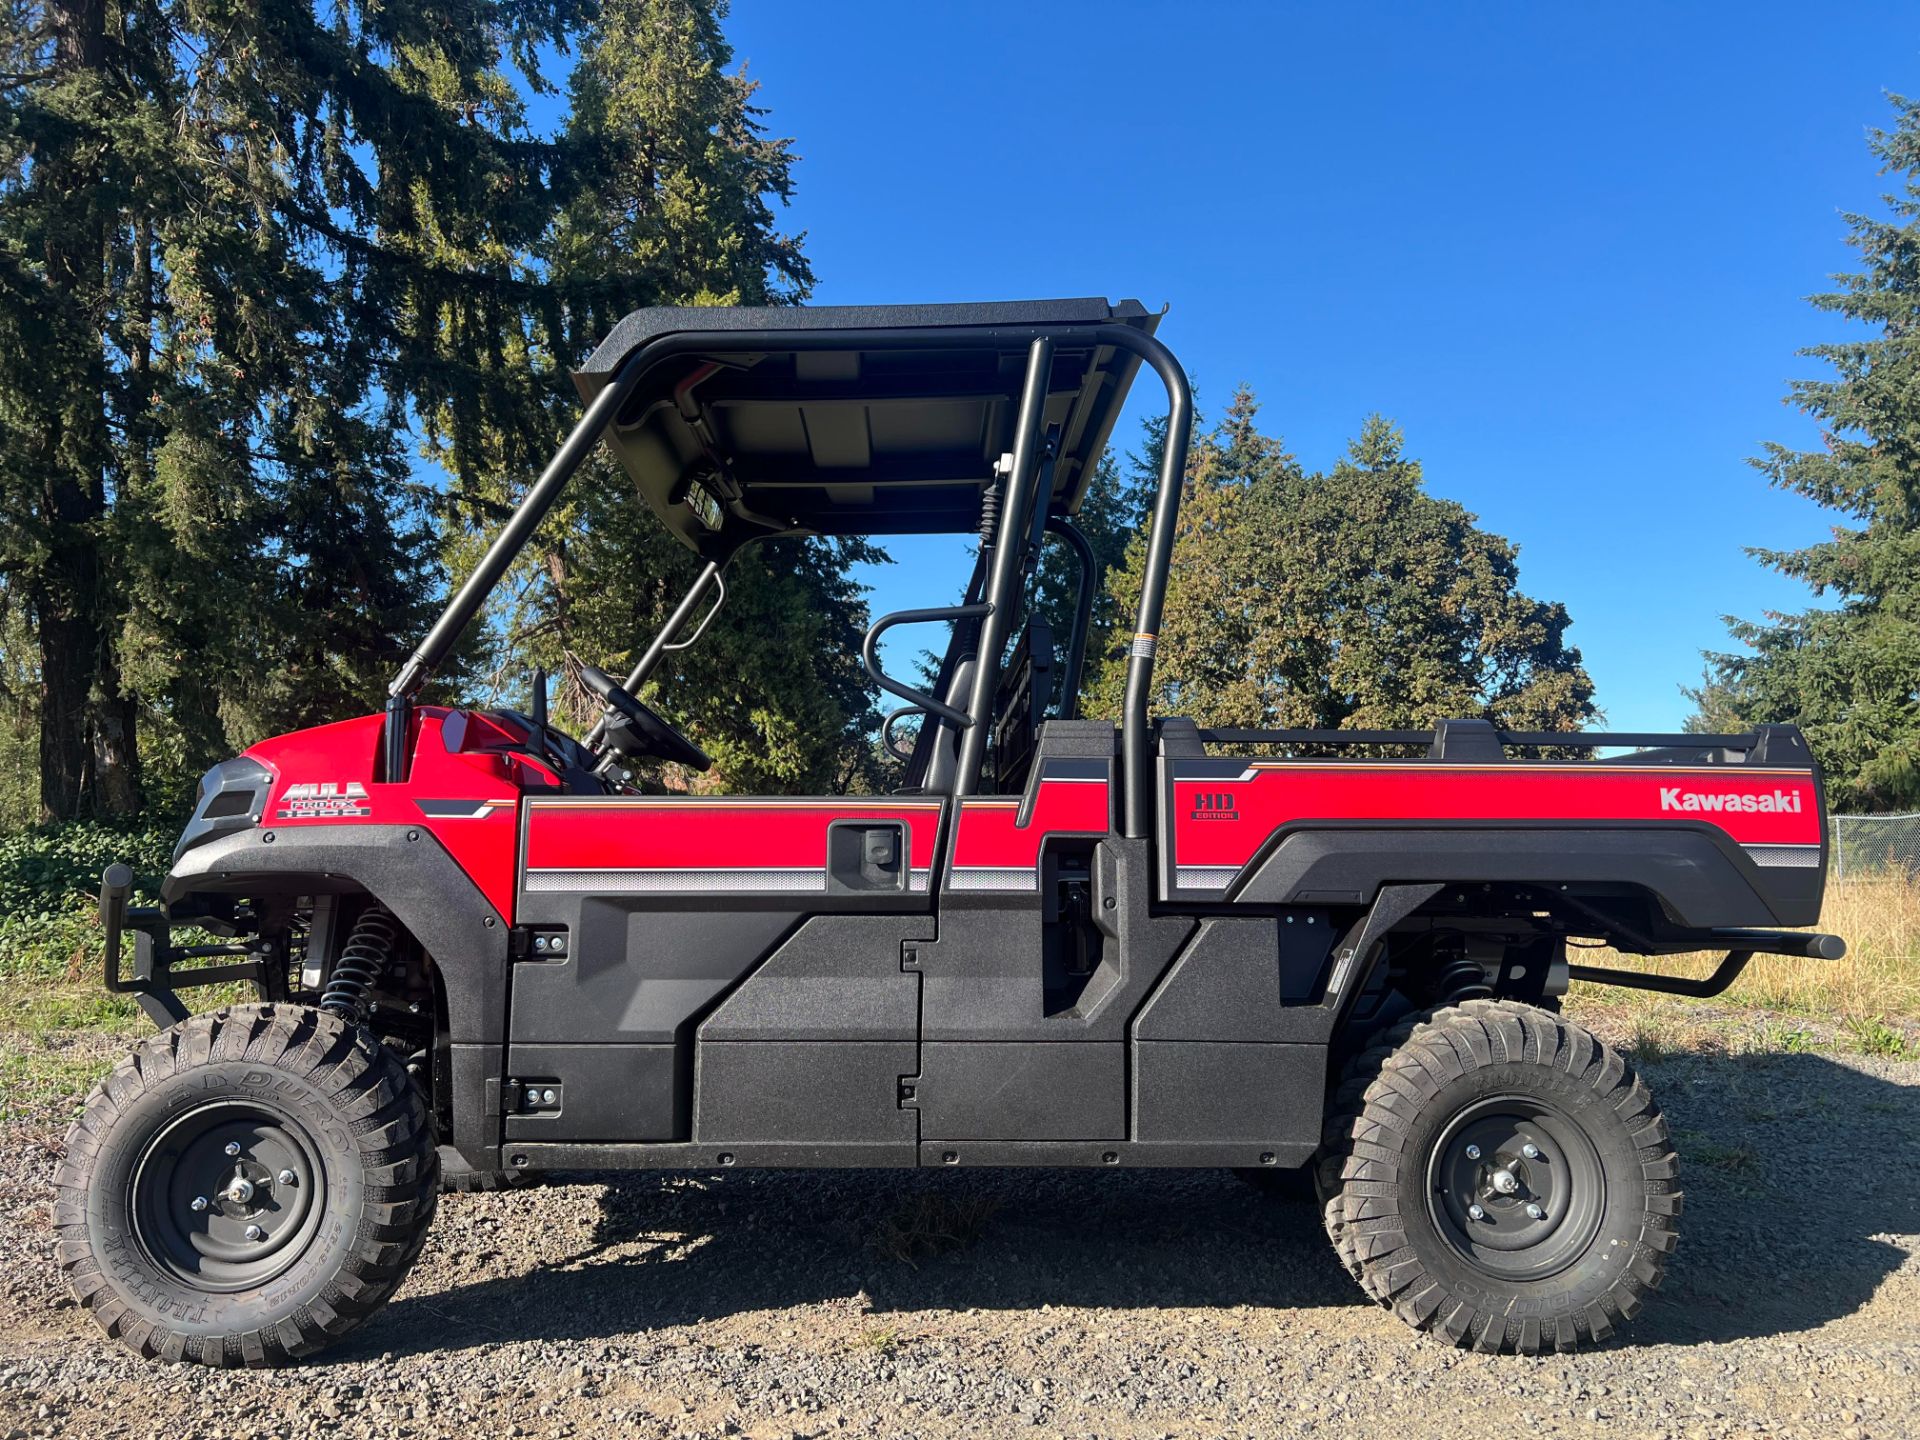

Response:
(1193, 727), (1761, 750)
(1182, 722), (1779, 763)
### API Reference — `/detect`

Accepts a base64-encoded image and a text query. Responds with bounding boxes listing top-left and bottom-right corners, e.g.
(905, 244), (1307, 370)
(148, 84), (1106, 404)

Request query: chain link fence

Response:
(1831, 813), (1920, 880)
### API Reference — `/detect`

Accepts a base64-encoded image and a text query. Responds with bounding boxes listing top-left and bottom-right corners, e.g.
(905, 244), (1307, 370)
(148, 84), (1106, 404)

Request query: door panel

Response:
(911, 730), (1197, 1145)
(506, 796), (944, 1146)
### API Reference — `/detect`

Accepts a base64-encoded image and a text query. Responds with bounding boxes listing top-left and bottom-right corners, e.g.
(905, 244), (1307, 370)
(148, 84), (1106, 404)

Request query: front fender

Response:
(162, 824), (510, 1046)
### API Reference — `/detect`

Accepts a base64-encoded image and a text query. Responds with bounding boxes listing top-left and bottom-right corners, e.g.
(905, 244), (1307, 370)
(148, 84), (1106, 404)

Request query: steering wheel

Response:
(579, 666), (712, 772)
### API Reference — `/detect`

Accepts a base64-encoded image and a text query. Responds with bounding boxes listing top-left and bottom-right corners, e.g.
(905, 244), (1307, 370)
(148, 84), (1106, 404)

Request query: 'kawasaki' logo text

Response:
(1659, 787), (1801, 814)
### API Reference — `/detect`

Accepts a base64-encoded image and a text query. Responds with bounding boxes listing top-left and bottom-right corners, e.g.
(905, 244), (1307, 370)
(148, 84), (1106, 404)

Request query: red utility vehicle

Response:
(61, 300), (1842, 1364)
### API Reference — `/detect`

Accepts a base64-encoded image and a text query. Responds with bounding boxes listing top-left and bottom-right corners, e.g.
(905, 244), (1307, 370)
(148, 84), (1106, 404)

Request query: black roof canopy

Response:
(572, 298), (1159, 556)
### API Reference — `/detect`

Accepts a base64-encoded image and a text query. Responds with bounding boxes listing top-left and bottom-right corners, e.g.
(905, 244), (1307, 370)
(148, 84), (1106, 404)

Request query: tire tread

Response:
(1316, 999), (1681, 1355)
(53, 1003), (439, 1366)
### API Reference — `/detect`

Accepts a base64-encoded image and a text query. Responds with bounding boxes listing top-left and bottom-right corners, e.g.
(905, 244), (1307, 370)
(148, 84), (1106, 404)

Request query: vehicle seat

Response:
(989, 619), (1056, 794)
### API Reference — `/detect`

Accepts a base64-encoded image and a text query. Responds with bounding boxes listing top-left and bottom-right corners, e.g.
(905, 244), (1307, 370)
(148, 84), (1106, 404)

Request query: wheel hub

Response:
(1427, 1096), (1606, 1281)
(131, 1103), (326, 1293)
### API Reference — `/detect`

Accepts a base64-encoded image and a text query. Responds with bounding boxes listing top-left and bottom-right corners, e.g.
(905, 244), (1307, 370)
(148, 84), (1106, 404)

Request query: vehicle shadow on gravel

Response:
(360, 1167), (1353, 1358)
(357, 1051), (1916, 1359)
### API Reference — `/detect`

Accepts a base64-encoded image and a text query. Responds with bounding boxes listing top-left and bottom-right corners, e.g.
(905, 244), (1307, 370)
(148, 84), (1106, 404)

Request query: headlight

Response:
(172, 757), (274, 864)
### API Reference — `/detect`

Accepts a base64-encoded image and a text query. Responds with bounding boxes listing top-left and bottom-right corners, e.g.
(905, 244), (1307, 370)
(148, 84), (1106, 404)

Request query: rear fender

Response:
(1229, 823), (1822, 930)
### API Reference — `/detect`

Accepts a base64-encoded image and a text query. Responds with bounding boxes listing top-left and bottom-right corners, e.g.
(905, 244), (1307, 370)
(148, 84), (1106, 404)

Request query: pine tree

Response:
(0, 0), (590, 818)
(440, 0), (885, 795)
(1087, 393), (1596, 732)
(1692, 96), (1920, 810)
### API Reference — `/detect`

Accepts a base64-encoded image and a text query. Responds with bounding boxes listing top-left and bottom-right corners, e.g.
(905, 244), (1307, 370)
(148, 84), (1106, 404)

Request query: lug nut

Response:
(1525, 1203), (1545, 1220)
(1467, 1204), (1485, 1220)
(1522, 1143), (1540, 1160)
(1464, 1144), (1481, 1160)
(190, 1196), (209, 1213)
(276, 1169), (297, 1186)
(244, 1224), (265, 1242)
(224, 1141), (242, 1157)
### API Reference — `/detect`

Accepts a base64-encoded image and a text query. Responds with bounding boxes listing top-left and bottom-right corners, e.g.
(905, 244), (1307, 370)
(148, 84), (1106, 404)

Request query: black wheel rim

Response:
(130, 1101), (327, 1293)
(1425, 1094), (1606, 1282)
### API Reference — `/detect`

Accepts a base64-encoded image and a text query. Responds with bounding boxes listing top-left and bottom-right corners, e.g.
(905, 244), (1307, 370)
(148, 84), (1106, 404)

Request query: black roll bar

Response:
(1105, 331), (1192, 837)
(386, 318), (1192, 821)
(954, 337), (1055, 797)
(384, 352), (652, 779)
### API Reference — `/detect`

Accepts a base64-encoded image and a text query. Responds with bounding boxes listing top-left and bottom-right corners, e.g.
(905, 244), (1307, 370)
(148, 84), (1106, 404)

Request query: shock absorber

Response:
(1434, 953), (1495, 1005)
(320, 905), (401, 1020)
(978, 480), (1002, 547)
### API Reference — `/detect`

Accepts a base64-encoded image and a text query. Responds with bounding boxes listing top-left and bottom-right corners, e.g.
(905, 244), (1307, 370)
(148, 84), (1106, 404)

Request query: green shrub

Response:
(0, 818), (184, 981)
(0, 818), (180, 919)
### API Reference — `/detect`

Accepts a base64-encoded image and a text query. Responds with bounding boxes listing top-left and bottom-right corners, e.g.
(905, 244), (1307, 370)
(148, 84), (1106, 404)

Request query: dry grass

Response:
(1566, 873), (1920, 1058)
(1567, 873), (1920, 1019)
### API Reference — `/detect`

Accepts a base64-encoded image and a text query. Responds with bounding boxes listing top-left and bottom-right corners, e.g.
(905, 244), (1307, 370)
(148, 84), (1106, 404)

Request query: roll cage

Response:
(383, 298), (1192, 820)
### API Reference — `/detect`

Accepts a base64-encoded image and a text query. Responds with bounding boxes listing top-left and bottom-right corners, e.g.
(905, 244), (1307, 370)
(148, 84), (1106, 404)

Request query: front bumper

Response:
(99, 865), (266, 1028)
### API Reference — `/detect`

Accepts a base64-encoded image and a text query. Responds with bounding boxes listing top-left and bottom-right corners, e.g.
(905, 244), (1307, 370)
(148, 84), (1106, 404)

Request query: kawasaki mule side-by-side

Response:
(58, 299), (1844, 1364)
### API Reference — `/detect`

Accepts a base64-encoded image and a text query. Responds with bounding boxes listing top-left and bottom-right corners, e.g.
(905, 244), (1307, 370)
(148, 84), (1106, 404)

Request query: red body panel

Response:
(947, 777), (1112, 891)
(229, 708), (1821, 919)
(523, 797), (945, 894)
(243, 709), (529, 920)
(1168, 761), (1822, 883)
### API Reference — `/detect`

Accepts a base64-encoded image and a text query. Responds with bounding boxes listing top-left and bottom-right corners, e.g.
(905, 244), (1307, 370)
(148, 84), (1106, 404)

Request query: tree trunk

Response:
(35, 0), (139, 820)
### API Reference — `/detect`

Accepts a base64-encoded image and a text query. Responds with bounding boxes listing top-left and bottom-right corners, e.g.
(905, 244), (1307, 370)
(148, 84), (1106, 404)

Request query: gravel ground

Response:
(2, 1033), (1916, 1440)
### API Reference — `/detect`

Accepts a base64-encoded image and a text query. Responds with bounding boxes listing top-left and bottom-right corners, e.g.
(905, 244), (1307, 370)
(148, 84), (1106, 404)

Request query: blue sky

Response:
(700, 1), (1918, 732)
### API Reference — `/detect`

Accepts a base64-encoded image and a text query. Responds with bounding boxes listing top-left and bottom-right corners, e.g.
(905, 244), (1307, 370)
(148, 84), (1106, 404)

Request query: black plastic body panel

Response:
(1234, 823), (1820, 929)
(917, 1042), (1125, 1140)
(698, 916), (930, 1041)
(506, 908), (800, 1045)
(918, 837), (1195, 1042)
(1133, 1041), (1323, 1145)
(1132, 916), (1336, 1041)
(163, 824), (510, 1045)
(504, 1043), (680, 1142)
(695, 1041), (916, 1145)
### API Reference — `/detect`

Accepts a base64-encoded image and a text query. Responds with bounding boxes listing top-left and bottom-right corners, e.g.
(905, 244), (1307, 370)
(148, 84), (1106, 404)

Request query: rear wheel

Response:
(54, 1004), (437, 1365)
(1318, 999), (1679, 1354)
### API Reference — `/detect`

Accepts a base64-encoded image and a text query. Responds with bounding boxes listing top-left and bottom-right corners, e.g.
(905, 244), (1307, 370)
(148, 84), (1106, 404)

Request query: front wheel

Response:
(54, 1004), (438, 1365)
(1318, 999), (1680, 1354)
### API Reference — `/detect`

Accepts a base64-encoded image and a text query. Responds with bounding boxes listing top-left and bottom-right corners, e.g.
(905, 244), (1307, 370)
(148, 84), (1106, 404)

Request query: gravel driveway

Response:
(2, 1037), (1915, 1440)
